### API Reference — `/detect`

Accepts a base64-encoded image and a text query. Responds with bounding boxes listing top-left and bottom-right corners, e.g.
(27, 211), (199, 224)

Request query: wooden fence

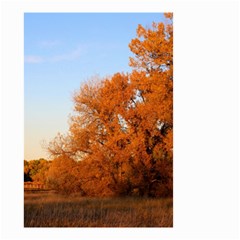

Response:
(24, 182), (47, 190)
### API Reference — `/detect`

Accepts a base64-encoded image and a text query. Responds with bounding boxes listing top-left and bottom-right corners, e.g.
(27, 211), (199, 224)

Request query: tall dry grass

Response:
(24, 191), (173, 227)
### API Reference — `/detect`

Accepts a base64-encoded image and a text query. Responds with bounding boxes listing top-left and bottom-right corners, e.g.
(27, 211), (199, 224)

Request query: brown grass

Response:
(24, 191), (173, 227)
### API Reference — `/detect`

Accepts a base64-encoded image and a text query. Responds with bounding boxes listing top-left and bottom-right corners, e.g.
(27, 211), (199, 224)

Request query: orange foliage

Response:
(48, 14), (173, 197)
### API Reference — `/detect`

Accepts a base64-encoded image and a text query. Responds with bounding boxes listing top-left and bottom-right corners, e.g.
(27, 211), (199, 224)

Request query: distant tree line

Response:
(24, 159), (52, 183)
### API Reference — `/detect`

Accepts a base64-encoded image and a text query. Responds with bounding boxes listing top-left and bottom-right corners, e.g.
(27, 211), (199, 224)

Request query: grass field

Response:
(24, 191), (173, 227)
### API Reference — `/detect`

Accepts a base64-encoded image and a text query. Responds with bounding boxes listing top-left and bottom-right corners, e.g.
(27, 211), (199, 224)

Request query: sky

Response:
(24, 13), (165, 160)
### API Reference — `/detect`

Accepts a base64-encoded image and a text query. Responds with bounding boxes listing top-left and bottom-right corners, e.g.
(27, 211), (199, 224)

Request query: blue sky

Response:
(24, 13), (165, 160)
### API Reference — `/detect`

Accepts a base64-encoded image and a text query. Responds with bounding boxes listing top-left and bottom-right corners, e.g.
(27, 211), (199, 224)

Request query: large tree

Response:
(48, 13), (173, 197)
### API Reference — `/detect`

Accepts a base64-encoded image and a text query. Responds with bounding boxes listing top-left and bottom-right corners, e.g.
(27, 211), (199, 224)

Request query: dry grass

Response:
(24, 191), (173, 227)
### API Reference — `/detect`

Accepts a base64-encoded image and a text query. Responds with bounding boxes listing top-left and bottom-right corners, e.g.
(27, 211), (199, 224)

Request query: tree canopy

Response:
(47, 13), (173, 197)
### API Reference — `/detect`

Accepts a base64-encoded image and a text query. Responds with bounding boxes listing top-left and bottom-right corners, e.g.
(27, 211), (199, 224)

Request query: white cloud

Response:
(49, 46), (82, 62)
(25, 55), (44, 63)
(25, 46), (83, 64)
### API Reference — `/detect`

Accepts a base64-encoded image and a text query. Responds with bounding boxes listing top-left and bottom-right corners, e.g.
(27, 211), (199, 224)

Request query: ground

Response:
(24, 191), (173, 227)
